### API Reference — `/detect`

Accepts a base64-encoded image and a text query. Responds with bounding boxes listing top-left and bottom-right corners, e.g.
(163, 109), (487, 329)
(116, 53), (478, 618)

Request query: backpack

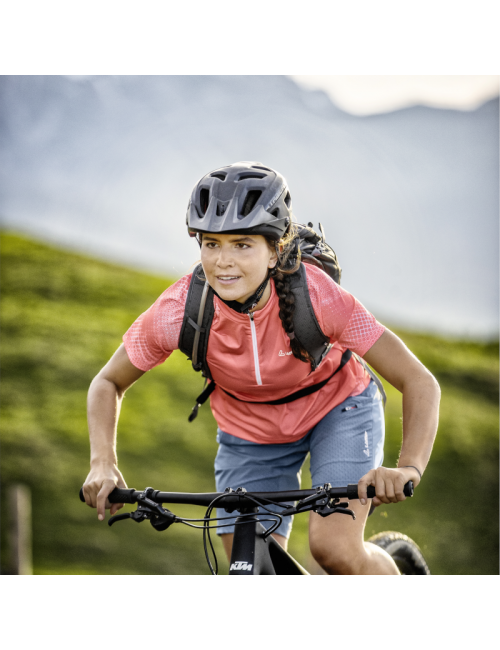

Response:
(179, 223), (386, 420)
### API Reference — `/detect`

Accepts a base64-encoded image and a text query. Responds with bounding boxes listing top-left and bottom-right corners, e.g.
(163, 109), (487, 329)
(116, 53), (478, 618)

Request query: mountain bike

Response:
(79, 481), (430, 575)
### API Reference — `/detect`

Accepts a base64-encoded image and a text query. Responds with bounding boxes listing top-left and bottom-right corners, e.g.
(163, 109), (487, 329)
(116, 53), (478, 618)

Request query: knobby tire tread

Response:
(367, 531), (431, 575)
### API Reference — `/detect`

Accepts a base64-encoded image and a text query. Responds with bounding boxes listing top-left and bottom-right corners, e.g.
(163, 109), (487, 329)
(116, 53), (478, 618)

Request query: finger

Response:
(96, 482), (114, 521)
(358, 471), (374, 506)
(375, 471), (390, 505)
(394, 475), (406, 502)
(83, 484), (99, 508)
(384, 477), (397, 503)
(82, 485), (93, 507)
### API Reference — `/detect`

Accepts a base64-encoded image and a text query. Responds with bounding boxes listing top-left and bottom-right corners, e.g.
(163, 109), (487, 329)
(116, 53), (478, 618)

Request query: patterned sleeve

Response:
(122, 274), (191, 371)
(305, 265), (385, 357)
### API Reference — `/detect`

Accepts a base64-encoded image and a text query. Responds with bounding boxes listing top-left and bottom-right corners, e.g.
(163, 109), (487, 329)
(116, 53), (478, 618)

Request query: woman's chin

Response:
(217, 288), (244, 302)
(214, 285), (251, 304)
(212, 279), (243, 301)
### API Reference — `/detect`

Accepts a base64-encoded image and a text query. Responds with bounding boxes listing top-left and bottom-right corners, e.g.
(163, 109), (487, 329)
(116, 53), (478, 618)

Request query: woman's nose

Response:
(216, 247), (234, 267)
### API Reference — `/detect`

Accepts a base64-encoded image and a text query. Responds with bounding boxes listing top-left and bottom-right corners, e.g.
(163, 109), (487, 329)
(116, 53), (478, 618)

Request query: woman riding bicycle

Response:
(83, 161), (440, 575)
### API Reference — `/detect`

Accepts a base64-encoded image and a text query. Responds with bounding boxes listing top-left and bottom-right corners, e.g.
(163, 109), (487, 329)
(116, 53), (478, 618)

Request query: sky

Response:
(65, 75), (500, 117)
(290, 75), (500, 115)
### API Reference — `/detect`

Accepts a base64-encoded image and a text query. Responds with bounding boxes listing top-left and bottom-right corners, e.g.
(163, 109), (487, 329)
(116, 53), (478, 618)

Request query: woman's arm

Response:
(83, 344), (145, 520)
(357, 328), (441, 506)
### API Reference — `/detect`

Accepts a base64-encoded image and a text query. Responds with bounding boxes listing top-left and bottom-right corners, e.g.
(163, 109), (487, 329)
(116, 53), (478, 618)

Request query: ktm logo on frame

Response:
(230, 561), (253, 571)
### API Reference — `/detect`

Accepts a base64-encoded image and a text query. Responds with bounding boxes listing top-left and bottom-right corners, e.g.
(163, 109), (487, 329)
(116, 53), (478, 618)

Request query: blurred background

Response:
(1, 75), (498, 574)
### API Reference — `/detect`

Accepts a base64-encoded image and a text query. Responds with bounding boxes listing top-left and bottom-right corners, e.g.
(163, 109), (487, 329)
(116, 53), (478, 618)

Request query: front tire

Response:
(367, 531), (431, 575)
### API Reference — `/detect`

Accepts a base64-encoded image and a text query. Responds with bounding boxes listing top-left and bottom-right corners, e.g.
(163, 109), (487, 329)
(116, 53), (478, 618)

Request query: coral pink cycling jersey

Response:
(123, 264), (385, 443)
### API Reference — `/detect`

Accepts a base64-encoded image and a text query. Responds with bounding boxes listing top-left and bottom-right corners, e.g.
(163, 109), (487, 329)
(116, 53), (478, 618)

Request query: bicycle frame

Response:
(229, 512), (309, 575)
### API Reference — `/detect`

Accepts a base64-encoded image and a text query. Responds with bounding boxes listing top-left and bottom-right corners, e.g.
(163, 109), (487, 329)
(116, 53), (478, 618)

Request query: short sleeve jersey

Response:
(123, 265), (385, 443)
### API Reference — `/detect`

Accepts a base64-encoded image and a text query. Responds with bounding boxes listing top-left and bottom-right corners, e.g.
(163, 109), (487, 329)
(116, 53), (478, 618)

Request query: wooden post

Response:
(8, 484), (33, 575)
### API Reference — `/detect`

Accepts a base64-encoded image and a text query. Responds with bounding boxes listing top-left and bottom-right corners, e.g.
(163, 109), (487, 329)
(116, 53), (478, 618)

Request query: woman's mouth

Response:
(216, 275), (240, 285)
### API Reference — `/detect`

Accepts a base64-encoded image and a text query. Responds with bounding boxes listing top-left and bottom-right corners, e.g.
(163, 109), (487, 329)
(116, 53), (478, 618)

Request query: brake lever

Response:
(280, 489), (330, 517)
(314, 500), (356, 520)
(109, 508), (153, 526)
(108, 488), (177, 531)
(291, 487), (330, 512)
(108, 512), (134, 526)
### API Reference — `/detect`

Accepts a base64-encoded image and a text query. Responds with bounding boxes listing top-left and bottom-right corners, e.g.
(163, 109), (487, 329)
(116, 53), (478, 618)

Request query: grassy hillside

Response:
(1, 232), (498, 574)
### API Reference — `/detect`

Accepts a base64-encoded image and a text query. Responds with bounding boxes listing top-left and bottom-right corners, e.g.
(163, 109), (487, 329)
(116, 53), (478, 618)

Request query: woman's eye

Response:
(236, 243), (249, 249)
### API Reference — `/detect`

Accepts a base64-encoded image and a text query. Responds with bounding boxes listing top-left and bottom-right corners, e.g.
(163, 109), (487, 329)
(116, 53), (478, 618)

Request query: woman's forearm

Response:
(83, 345), (145, 518)
(87, 375), (124, 467)
(397, 369), (441, 475)
(362, 329), (441, 483)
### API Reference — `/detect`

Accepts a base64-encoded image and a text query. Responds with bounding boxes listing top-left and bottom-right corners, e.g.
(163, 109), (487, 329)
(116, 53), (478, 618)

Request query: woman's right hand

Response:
(82, 463), (128, 521)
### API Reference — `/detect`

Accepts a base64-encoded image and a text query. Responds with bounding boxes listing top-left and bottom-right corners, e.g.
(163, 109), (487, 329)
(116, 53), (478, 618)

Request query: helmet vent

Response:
(238, 173), (266, 181)
(210, 173), (226, 181)
(252, 166), (271, 172)
(200, 188), (210, 214)
(241, 190), (262, 217)
(216, 202), (227, 216)
(284, 192), (291, 207)
(271, 209), (279, 218)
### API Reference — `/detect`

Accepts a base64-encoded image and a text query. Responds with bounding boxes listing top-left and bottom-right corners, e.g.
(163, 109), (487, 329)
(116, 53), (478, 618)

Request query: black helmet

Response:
(186, 161), (292, 241)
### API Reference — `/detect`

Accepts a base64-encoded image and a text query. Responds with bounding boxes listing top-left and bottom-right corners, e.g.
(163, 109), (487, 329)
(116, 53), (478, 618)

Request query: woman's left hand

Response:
(357, 466), (421, 507)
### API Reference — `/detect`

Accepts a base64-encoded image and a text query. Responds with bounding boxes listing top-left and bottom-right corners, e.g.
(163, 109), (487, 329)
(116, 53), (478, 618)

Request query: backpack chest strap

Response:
(219, 349), (352, 405)
(189, 350), (352, 422)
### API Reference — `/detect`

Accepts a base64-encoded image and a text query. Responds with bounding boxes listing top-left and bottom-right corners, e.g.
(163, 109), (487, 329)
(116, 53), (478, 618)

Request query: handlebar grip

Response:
(108, 488), (137, 504)
(368, 481), (413, 498)
(347, 480), (414, 500)
(404, 481), (414, 497)
(79, 487), (138, 504)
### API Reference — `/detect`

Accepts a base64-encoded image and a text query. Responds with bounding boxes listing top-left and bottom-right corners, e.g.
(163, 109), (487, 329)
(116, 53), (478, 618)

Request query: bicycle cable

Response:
(178, 518), (278, 530)
(203, 493), (232, 575)
(201, 492), (286, 574)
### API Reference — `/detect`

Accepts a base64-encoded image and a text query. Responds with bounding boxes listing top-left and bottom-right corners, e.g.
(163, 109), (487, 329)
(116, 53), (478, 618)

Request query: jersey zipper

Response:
(248, 312), (262, 386)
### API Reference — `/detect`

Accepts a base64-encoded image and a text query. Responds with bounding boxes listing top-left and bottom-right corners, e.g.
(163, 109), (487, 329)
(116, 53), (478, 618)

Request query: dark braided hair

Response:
(267, 224), (313, 366)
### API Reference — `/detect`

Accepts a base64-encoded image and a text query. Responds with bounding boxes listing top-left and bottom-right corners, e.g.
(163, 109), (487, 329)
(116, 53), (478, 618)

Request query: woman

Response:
(83, 161), (440, 575)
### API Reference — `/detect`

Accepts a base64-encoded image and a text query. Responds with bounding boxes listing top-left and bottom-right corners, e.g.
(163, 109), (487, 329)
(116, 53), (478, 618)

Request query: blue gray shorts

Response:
(214, 379), (384, 538)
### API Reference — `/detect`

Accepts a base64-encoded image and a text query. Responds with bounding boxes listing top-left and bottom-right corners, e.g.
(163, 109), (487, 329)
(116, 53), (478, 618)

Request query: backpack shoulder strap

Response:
(289, 262), (331, 371)
(178, 263), (215, 380)
(351, 352), (387, 407)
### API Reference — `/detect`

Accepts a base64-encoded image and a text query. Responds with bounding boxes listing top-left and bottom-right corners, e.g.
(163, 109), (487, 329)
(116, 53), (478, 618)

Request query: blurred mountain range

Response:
(0, 75), (498, 338)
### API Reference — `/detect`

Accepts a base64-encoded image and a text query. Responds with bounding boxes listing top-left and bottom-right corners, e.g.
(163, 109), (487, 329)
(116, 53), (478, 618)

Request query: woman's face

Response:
(200, 233), (277, 304)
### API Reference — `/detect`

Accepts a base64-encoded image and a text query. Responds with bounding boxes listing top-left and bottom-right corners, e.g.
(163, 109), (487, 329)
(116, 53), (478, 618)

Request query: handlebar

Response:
(79, 481), (414, 508)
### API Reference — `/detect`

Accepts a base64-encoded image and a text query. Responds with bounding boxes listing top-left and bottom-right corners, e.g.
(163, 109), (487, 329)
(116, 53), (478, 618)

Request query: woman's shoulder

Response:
(302, 263), (356, 334)
(122, 272), (194, 367)
(303, 262), (335, 283)
(303, 263), (347, 298)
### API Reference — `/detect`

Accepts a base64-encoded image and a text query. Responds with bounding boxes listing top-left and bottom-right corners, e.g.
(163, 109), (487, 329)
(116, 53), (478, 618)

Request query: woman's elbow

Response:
(418, 367), (441, 404)
(89, 372), (125, 400)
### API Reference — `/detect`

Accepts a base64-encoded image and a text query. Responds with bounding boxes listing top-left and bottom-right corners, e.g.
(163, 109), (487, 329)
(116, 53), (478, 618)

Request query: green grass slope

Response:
(1, 232), (498, 574)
